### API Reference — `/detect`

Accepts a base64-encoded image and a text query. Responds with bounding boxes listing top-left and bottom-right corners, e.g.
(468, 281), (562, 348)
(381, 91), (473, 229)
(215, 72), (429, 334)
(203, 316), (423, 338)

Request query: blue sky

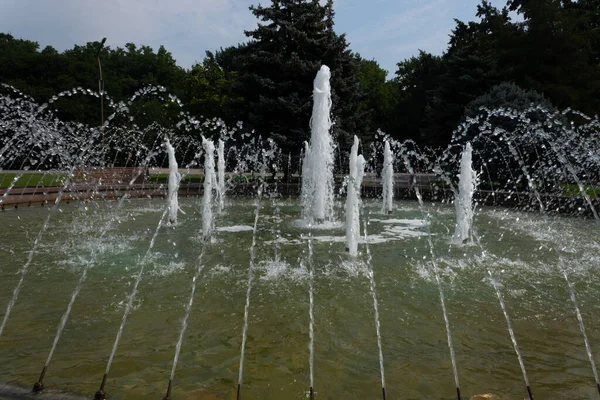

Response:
(1, 0), (508, 78)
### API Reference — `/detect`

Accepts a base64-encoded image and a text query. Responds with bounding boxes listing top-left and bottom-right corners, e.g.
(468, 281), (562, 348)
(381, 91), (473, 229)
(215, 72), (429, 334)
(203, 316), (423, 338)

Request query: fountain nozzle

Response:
(95, 373), (107, 400)
(162, 379), (172, 400)
(32, 381), (44, 392)
(526, 385), (534, 400)
(32, 365), (47, 392)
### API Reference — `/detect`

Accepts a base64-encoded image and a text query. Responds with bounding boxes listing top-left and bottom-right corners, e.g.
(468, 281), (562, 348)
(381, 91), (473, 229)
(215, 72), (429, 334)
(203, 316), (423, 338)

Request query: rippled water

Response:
(0, 198), (598, 399)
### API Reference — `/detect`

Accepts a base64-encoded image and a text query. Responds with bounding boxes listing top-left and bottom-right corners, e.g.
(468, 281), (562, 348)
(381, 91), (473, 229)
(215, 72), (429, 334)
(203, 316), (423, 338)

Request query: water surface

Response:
(0, 198), (598, 399)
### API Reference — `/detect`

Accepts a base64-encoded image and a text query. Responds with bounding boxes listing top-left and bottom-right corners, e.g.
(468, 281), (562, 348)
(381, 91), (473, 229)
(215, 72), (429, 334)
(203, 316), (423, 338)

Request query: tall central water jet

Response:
(301, 65), (335, 223)
(452, 142), (477, 244)
(165, 138), (181, 225)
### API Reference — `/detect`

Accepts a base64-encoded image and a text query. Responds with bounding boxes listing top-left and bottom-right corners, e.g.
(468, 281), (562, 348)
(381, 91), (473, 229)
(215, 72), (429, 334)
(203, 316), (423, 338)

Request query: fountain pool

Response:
(0, 197), (599, 399)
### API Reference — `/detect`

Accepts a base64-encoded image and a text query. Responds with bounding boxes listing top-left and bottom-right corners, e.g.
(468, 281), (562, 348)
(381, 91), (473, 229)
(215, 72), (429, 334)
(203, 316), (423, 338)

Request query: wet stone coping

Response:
(0, 182), (597, 218)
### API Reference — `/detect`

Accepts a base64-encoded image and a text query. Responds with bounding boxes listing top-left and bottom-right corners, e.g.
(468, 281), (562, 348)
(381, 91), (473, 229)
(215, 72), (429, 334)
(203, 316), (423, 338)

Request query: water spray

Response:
(162, 236), (210, 399)
(307, 234), (316, 400)
(301, 65), (335, 224)
(94, 208), (168, 398)
(399, 150), (462, 400)
(360, 207), (387, 400)
(236, 185), (263, 400)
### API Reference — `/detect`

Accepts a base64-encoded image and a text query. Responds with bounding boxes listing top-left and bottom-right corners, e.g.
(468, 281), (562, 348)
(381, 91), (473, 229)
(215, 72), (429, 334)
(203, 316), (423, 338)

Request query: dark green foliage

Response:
(0, 34), (187, 127)
(389, 0), (600, 149)
(392, 51), (445, 144)
(3, 0), (600, 156)
(457, 82), (568, 188)
(465, 81), (554, 117)
(420, 1), (515, 147)
(186, 51), (242, 122)
(228, 0), (364, 155)
(355, 57), (396, 141)
(461, 81), (557, 144)
(504, 0), (600, 113)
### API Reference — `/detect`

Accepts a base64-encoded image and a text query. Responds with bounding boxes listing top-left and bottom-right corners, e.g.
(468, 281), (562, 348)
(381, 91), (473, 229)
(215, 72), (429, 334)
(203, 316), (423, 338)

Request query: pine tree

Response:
(232, 0), (363, 160)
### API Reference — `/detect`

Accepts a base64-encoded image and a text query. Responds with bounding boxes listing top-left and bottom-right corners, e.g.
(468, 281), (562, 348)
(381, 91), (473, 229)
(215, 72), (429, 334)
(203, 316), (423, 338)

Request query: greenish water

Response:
(0, 197), (598, 399)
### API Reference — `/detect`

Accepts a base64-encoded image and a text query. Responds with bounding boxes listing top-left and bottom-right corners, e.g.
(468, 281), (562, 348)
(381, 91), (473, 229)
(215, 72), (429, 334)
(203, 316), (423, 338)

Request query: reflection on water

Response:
(0, 197), (598, 399)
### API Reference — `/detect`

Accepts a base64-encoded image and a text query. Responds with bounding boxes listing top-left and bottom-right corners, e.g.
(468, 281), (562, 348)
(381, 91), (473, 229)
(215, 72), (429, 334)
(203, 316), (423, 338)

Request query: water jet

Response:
(0, 73), (599, 400)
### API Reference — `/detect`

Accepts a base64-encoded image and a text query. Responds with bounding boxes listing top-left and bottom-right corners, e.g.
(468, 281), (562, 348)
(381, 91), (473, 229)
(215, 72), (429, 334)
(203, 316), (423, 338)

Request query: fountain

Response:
(1, 73), (600, 400)
(301, 65), (335, 224)
(165, 138), (181, 225)
(381, 141), (394, 215)
(217, 139), (226, 213)
(452, 142), (477, 244)
(202, 136), (216, 239)
(345, 135), (366, 256)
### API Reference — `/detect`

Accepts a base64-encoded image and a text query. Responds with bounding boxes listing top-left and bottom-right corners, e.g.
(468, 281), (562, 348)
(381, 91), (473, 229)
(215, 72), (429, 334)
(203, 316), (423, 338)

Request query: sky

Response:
(0, 0), (509, 78)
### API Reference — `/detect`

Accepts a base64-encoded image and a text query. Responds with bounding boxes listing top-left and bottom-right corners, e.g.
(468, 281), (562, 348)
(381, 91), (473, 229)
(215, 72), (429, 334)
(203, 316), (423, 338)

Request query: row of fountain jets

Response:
(166, 66), (475, 251)
(159, 66), (478, 400)
(1, 65), (597, 400)
(147, 66), (598, 400)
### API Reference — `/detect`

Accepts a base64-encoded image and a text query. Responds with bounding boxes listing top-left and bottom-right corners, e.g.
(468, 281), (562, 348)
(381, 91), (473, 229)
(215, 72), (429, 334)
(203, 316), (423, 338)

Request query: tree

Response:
(420, 1), (515, 147)
(505, 0), (600, 113)
(462, 81), (557, 147)
(391, 51), (444, 144)
(230, 0), (364, 157)
(456, 81), (565, 188)
(0, 34), (187, 127)
(389, 0), (600, 149)
(465, 81), (554, 118)
(354, 56), (393, 141)
(568, 0), (600, 65)
(186, 51), (239, 121)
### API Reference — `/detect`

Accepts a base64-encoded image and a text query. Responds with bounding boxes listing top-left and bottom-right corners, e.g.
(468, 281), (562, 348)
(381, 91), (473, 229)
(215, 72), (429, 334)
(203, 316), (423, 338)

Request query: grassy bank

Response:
(562, 183), (599, 198)
(0, 172), (67, 189)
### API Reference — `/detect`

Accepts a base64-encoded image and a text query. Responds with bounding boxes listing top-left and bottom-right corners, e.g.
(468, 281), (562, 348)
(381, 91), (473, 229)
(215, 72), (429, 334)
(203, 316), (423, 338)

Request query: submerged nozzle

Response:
(94, 373), (107, 400)
(162, 379), (172, 400)
(526, 385), (534, 400)
(32, 365), (47, 392)
(309, 386), (314, 400)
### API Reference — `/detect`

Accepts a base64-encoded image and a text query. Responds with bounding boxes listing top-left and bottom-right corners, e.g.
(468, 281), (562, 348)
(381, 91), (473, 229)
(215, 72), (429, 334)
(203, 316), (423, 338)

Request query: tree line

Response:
(1, 0), (599, 156)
